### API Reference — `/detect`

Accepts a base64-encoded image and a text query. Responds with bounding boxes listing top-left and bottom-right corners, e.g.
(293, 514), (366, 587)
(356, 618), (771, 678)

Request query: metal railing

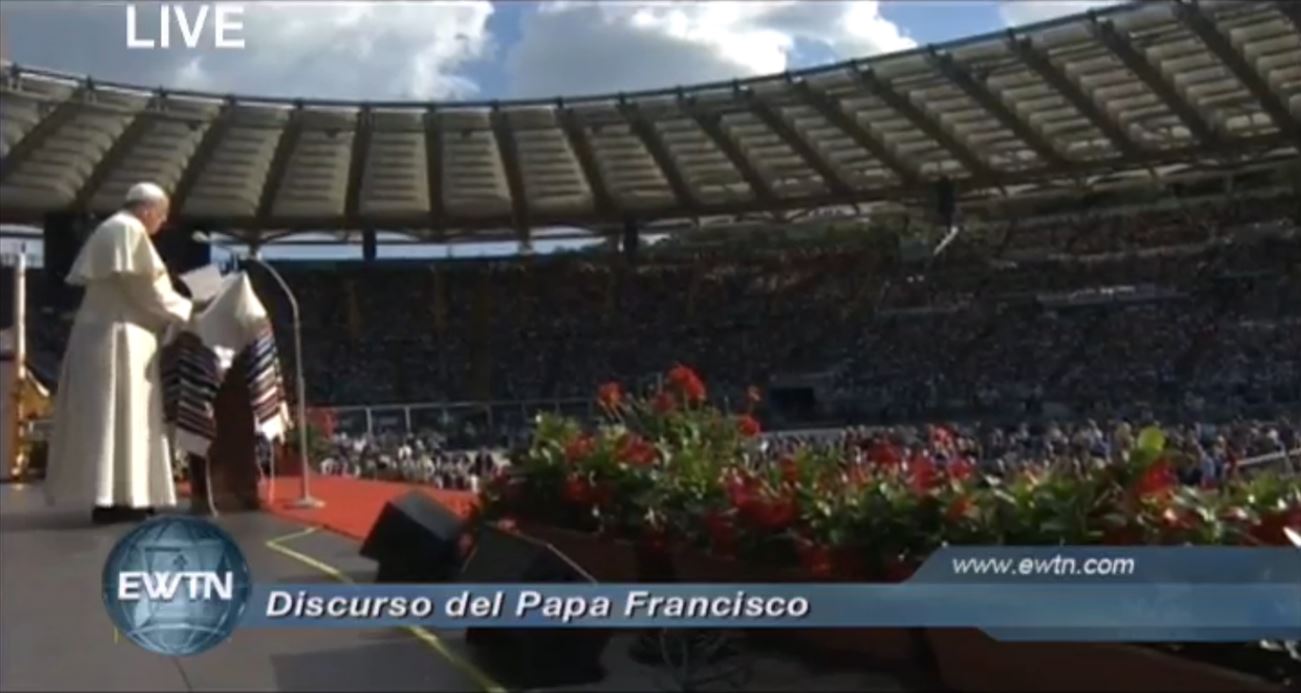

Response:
(324, 398), (596, 437)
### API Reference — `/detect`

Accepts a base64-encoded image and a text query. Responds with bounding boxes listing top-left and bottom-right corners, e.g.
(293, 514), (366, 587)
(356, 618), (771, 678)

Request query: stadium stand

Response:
(4, 0), (1299, 478)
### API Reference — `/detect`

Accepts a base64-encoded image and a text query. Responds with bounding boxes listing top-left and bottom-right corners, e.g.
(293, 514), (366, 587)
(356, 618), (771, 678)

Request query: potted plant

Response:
(926, 434), (1299, 692)
(276, 408), (337, 476)
(477, 373), (1301, 687)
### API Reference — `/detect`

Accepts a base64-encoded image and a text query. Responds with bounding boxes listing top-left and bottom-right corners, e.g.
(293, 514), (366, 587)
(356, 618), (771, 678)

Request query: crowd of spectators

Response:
(314, 429), (504, 491)
(21, 192), (1301, 443)
(758, 417), (1298, 485)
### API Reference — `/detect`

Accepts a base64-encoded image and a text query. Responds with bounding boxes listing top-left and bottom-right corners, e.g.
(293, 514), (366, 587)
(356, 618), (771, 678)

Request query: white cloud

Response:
(200, 1), (497, 100)
(997, 1), (1125, 28)
(505, 1), (916, 99)
(1, 1), (495, 101)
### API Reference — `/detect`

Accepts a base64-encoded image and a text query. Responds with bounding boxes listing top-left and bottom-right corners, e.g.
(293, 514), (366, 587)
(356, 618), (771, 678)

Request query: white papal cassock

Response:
(44, 212), (193, 509)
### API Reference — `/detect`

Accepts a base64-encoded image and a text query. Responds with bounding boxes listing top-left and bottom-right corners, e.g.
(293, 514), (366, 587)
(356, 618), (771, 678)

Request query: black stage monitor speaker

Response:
(360, 491), (466, 583)
(460, 526), (611, 687)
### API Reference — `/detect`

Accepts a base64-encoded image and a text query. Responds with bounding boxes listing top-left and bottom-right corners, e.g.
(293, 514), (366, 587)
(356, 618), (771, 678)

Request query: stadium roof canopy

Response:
(1, 0), (1298, 244)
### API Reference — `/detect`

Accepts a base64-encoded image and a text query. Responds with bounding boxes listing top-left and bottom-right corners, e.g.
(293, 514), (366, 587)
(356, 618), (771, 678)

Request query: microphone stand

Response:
(236, 249), (323, 510)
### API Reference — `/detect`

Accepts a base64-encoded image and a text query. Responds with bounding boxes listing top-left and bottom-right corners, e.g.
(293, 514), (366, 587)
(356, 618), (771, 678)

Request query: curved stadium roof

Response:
(0, 0), (1298, 242)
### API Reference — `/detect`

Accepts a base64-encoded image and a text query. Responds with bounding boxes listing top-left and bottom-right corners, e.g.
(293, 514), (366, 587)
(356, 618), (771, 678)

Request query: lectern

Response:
(163, 271), (289, 516)
(187, 347), (264, 514)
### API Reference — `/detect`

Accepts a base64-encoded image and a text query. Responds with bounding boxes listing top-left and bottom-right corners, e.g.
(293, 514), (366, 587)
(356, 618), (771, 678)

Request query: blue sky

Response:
(0, 1), (1121, 102)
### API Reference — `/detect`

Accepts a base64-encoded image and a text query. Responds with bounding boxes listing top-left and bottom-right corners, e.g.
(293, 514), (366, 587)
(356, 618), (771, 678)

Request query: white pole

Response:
(3, 252), (25, 479)
(246, 254), (323, 510)
(14, 251), (25, 382)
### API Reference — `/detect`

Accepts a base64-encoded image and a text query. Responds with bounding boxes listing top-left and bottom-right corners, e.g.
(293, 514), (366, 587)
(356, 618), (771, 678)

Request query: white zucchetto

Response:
(125, 182), (169, 205)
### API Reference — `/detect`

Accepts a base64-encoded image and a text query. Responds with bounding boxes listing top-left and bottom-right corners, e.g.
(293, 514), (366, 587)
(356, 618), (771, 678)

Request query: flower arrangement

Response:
(478, 367), (1301, 581)
(283, 407), (338, 470)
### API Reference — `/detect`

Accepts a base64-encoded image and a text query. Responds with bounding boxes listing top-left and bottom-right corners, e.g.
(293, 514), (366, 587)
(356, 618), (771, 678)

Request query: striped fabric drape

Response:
(161, 332), (222, 456)
(246, 326), (288, 442)
(161, 273), (289, 458)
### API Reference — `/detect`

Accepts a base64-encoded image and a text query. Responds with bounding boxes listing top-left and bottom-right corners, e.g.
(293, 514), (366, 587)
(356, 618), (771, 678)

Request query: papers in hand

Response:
(179, 264), (225, 303)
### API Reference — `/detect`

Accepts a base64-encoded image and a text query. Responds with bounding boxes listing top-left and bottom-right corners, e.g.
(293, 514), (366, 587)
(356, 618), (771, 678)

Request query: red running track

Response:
(181, 476), (479, 541)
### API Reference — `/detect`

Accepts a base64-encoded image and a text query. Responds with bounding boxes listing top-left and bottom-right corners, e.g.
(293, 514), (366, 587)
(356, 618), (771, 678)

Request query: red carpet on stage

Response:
(179, 476), (479, 541)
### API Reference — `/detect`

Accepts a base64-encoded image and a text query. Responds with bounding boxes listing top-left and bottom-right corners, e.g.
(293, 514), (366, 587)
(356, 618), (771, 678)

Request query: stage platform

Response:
(0, 482), (921, 692)
(256, 474), (478, 540)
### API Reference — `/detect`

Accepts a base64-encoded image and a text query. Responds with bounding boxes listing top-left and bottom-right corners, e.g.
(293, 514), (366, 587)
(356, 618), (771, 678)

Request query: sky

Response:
(0, 1), (1126, 102)
(0, 0), (1126, 262)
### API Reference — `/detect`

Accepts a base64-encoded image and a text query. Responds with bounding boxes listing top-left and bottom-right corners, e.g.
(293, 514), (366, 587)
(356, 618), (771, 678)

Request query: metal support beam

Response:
(71, 96), (162, 211)
(928, 48), (1068, 170)
(256, 103), (305, 230)
(557, 99), (616, 218)
(793, 80), (923, 189)
(344, 105), (373, 226)
(171, 99), (235, 216)
(852, 64), (996, 184)
(491, 103), (530, 239)
(1090, 16), (1217, 145)
(1277, 1), (1301, 35)
(0, 85), (89, 185)
(1175, 1), (1299, 141)
(681, 94), (777, 203)
(1009, 33), (1143, 159)
(423, 108), (446, 234)
(744, 90), (854, 198)
(618, 98), (700, 212)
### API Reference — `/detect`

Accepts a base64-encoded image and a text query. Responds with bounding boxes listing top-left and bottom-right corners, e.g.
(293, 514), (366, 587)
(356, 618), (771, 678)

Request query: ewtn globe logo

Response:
(102, 516), (252, 656)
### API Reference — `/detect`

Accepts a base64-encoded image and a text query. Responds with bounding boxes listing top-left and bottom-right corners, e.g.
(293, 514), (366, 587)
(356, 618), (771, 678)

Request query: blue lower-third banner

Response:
(231, 546), (1301, 640)
(241, 582), (1300, 637)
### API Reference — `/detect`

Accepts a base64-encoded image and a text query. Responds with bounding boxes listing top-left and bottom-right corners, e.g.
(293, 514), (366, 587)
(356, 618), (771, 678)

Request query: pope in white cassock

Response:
(44, 183), (194, 524)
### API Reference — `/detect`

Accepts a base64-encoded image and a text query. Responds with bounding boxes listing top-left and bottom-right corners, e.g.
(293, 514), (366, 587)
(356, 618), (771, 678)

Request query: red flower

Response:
(1134, 460), (1177, 499)
(667, 364), (707, 403)
(945, 495), (974, 522)
(725, 471), (758, 502)
(564, 435), (596, 464)
(779, 457), (800, 485)
(652, 391), (676, 414)
(562, 475), (593, 505)
(308, 408), (337, 439)
(908, 455), (938, 494)
(947, 457), (975, 482)
(617, 434), (657, 467)
(845, 464), (871, 488)
(736, 414), (762, 438)
(596, 382), (623, 411)
(868, 440), (901, 468)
